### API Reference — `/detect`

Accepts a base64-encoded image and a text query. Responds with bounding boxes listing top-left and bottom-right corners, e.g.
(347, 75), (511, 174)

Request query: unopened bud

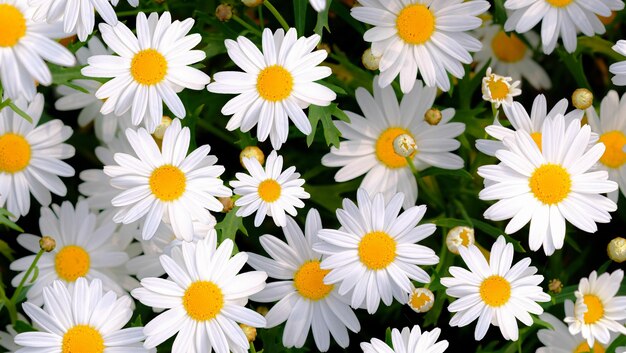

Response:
(256, 306), (269, 316)
(393, 134), (417, 157)
(216, 4), (233, 22)
(152, 116), (172, 140)
(362, 48), (380, 71)
(242, 0), (263, 7)
(219, 197), (235, 213)
(240, 146), (265, 168)
(39, 236), (56, 252)
(572, 88), (593, 110)
(446, 226), (474, 255)
(408, 287), (435, 313)
(548, 279), (563, 294)
(608, 237), (626, 263)
(424, 108), (442, 125)
(239, 323), (257, 342)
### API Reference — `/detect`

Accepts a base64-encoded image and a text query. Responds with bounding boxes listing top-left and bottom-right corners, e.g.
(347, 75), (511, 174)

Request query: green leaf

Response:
(201, 33), (228, 60)
(432, 218), (471, 228)
(14, 320), (36, 333)
(307, 103), (348, 148)
(385, 327), (392, 346)
(0, 239), (15, 261)
(216, 207), (248, 243)
(317, 80), (347, 95)
(50, 64), (89, 86)
(131, 314), (143, 327)
(0, 208), (23, 232)
(294, 0), (308, 36)
(470, 218), (526, 253)
(313, 0), (331, 36)
(305, 180), (360, 213)
(493, 0), (508, 26)
(556, 49), (591, 89)
(419, 167), (474, 180)
(578, 36), (626, 62)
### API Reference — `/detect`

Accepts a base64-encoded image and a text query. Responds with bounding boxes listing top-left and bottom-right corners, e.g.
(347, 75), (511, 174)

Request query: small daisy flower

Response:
(247, 209), (361, 352)
(350, 0), (490, 92)
(407, 286), (435, 313)
(310, 0), (325, 11)
(313, 189), (439, 314)
(478, 114), (617, 255)
(481, 68), (521, 108)
(207, 28), (336, 150)
(81, 12), (211, 132)
(610, 40), (626, 86)
(15, 278), (150, 353)
(441, 235), (551, 341)
(322, 77), (465, 209)
(504, 0), (624, 54)
(538, 312), (619, 353)
(0, 94), (75, 219)
(104, 119), (232, 241)
(360, 325), (449, 353)
(564, 270), (626, 347)
(446, 226), (475, 255)
(230, 150), (310, 227)
(0, 322), (20, 353)
(131, 234), (268, 353)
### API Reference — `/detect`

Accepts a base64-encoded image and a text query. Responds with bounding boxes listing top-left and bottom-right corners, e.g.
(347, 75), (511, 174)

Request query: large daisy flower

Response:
(322, 77), (464, 209)
(478, 115), (617, 255)
(610, 40), (626, 86)
(207, 28), (336, 150)
(0, 94), (75, 219)
(538, 312), (619, 353)
(131, 234), (267, 353)
(81, 12), (211, 133)
(247, 209), (361, 351)
(361, 325), (449, 353)
(350, 0), (490, 92)
(312, 189), (439, 314)
(441, 235), (551, 341)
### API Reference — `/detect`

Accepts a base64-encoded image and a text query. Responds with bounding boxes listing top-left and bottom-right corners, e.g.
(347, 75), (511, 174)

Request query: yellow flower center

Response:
(546, 0), (573, 7)
(62, 325), (104, 353)
(582, 294), (604, 324)
(0, 4), (27, 48)
(479, 275), (511, 307)
(130, 49), (168, 85)
(358, 231), (396, 270)
(183, 281), (224, 321)
(459, 229), (471, 246)
(486, 76), (510, 100)
(55, 246), (90, 282)
(396, 4), (436, 45)
(491, 31), (527, 63)
(0, 133), (31, 173)
(573, 341), (606, 353)
(529, 164), (571, 205)
(258, 179), (281, 202)
(149, 165), (186, 202)
(599, 130), (626, 168)
(256, 65), (294, 102)
(375, 127), (417, 169)
(409, 292), (431, 309)
(531, 132), (543, 151)
(293, 260), (334, 301)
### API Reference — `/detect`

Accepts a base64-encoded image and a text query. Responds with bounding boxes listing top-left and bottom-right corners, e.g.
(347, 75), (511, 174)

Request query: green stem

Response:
(196, 118), (233, 144)
(258, 6), (264, 29)
(232, 15), (262, 36)
(491, 103), (498, 119)
(263, 0), (290, 31)
(9, 249), (45, 323)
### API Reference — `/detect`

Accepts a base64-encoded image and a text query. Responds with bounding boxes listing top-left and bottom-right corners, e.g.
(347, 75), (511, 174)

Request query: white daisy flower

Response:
(0, 0), (75, 101)
(478, 114), (618, 255)
(10, 200), (131, 306)
(0, 323), (20, 353)
(310, 0), (325, 11)
(504, 0), (624, 54)
(322, 77), (465, 209)
(131, 234), (268, 353)
(81, 12), (211, 133)
(207, 28), (336, 150)
(564, 270), (626, 347)
(230, 150), (310, 227)
(610, 40), (626, 86)
(15, 278), (150, 353)
(537, 312), (618, 353)
(0, 94), (75, 220)
(360, 325), (449, 353)
(350, 0), (490, 92)
(312, 189), (439, 314)
(104, 118), (232, 241)
(481, 68), (522, 108)
(441, 235), (551, 341)
(247, 209), (361, 351)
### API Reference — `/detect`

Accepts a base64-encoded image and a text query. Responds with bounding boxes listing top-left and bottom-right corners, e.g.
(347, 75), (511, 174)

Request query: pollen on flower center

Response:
(55, 245), (90, 282)
(130, 49), (168, 85)
(0, 133), (31, 173)
(183, 281), (224, 321)
(62, 325), (104, 353)
(582, 294), (604, 324)
(396, 4), (436, 45)
(479, 275), (511, 307)
(256, 65), (294, 102)
(149, 165), (186, 202)
(546, 0), (573, 7)
(491, 31), (527, 63)
(459, 229), (471, 246)
(0, 4), (27, 48)
(573, 341), (606, 353)
(258, 179), (281, 202)
(599, 130), (626, 168)
(531, 132), (543, 151)
(293, 260), (334, 300)
(375, 127), (417, 169)
(486, 77), (510, 100)
(358, 231), (396, 270)
(529, 164), (572, 205)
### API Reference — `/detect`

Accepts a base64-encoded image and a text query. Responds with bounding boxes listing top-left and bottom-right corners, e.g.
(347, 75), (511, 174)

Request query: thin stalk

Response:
(263, 0), (289, 31)
(232, 15), (262, 36)
(7, 249), (44, 324)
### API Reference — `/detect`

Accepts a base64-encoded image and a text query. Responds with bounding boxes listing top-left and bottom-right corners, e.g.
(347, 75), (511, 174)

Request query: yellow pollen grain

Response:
(491, 31), (526, 63)
(293, 260), (334, 301)
(396, 4), (435, 45)
(546, 0), (573, 7)
(531, 132), (543, 151)
(55, 245), (90, 282)
(375, 127), (416, 169)
(256, 65), (294, 102)
(358, 231), (396, 270)
(130, 49), (168, 85)
(0, 133), (31, 173)
(183, 281), (224, 321)
(582, 294), (604, 324)
(486, 77), (510, 100)
(62, 325), (104, 353)
(529, 164), (571, 205)
(0, 4), (27, 48)
(479, 275), (511, 307)
(573, 341), (606, 353)
(599, 130), (626, 168)
(149, 165), (186, 202)
(258, 179), (281, 202)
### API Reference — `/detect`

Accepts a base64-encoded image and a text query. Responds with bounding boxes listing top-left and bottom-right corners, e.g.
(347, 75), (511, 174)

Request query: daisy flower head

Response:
(310, 0), (325, 11)
(478, 114), (618, 255)
(247, 209), (361, 352)
(0, 322), (20, 353)
(610, 40), (626, 86)
(81, 11), (211, 133)
(131, 234), (268, 353)
(15, 278), (150, 353)
(322, 77), (465, 209)
(312, 189), (439, 314)
(564, 270), (626, 347)
(481, 67), (521, 108)
(441, 235), (551, 341)
(0, 94), (75, 219)
(538, 312), (619, 353)
(104, 118), (232, 241)
(360, 325), (449, 353)
(207, 28), (336, 150)
(350, 0), (490, 92)
(230, 150), (310, 227)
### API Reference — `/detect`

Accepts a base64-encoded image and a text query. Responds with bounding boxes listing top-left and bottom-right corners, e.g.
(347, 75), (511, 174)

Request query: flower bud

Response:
(362, 48), (380, 71)
(240, 146), (265, 168)
(256, 306), (269, 316)
(424, 108), (442, 125)
(572, 88), (593, 110)
(219, 197), (235, 213)
(239, 323), (257, 342)
(446, 226), (474, 255)
(548, 279), (563, 294)
(216, 4), (233, 22)
(39, 236), (56, 252)
(393, 134), (417, 157)
(152, 116), (172, 140)
(608, 237), (626, 263)
(408, 287), (435, 313)
(242, 0), (264, 7)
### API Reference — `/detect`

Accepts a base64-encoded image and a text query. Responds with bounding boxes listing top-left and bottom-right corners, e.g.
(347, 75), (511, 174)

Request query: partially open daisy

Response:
(441, 235), (551, 341)
(104, 118), (231, 241)
(131, 234), (267, 353)
(481, 68), (521, 108)
(478, 114), (617, 255)
(207, 28), (335, 150)
(82, 12), (211, 132)
(351, 0), (490, 92)
(248, 209), (361, 351)
(313, 189), (439, 314)
(360, 325), (449, 353)
(309, 0), (325, 11)
(538, 312), (619, 353)
(0, 94), (75, 219)
(322, 77), (465, 209)
(15, 278), (149, 353)
(610, 40), (626, 86)
(231, 150), (310, 227)
(564, 270), (626, 347)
